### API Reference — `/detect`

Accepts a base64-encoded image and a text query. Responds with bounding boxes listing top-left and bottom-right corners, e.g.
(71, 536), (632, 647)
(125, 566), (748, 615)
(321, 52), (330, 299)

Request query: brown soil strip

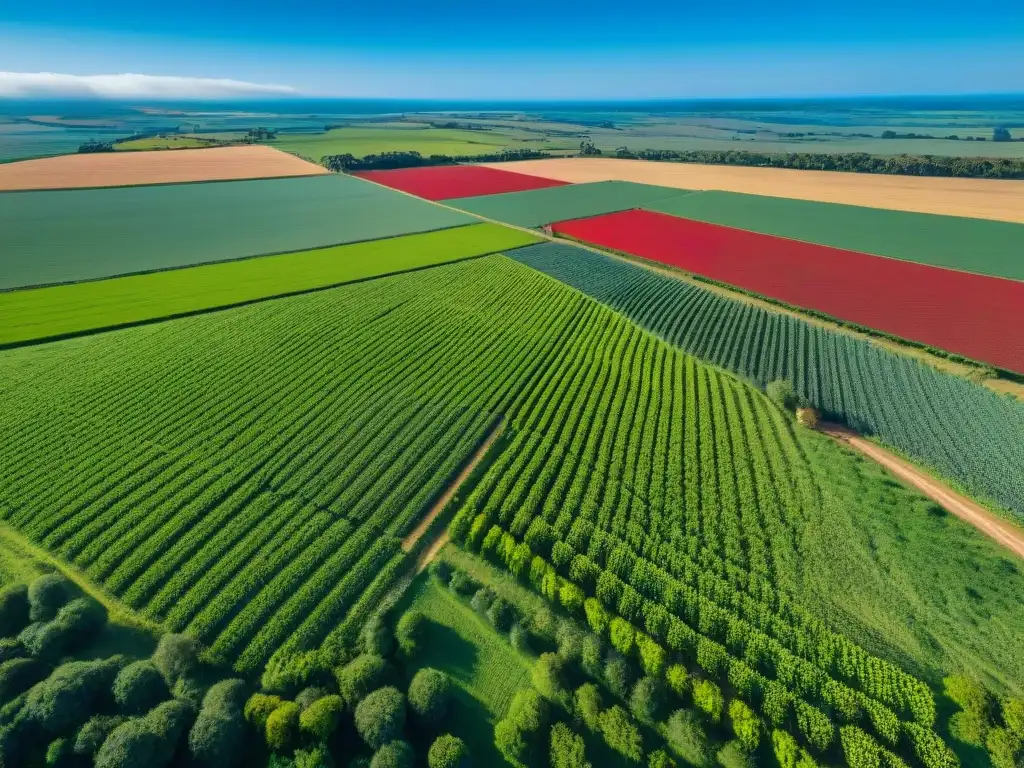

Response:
(819, 422), (1024, 559)
(0, 145), (327, 191)
(480, 157), (1024, 224)
(402, 420), (506, 573)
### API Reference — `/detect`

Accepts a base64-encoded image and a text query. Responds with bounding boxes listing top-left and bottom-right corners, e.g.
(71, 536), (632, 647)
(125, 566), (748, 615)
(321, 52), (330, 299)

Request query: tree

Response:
(631, 677), (667, 723)
(840, 726), (883, 768)
(766, 380), (797, 411)
(355, 686), (406, 750)
(21, 657), (123, 736)
(296, 686), (330, 711)
(0, 657), (44, 701)
(188, 679), (247, 768)
(337, 655), (395, 708)
(300, 694), (345, 741)
(666, 710), (712, 768)
(428, 734), (469, 768)
(361, 615), (395, 657)
(994, 128), (1013, 142)
(600, 705), (644, 762)
(605, 656), (633, 699)
(729, 699), (761, 751)
(265, 701), (300, 752)
(666, 665), (690, 700)
(395, 611), (425, 656)
(693, 680), (724, 723)
(716, 741), (754, 768)
(295, 744), (334, 768)
(649, 749), (678, 768)
(532, 653), (569, 704)
(74, 715), (129, 758)
(0, 585), (29, 637)
(45, 737), (74, 767)
(114, 661), (168, 714)
(371, 740), (414, 768)
(576, 683), (603, 732)
(550, 722), (591, 768)
(244, 693), (283, 731)
(773, 730), (800, 768)
(408, 668), (450, 725)
(151, 634), (198, 687)
(428, 560), (452, 586)
(494, 718), (528, 763)
(95, 699), (194, 768)
(1003, 698), (1024, 740)
(986, 727), (1022, 768)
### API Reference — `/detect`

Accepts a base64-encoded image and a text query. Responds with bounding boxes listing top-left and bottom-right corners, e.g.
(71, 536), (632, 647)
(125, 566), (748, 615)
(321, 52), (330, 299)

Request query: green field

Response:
(398, 574), (532, 765)
(270, 124), (572, 162)
(0, 223), (538, 346)
(113, 136), (221, 151)
(0, 173), (473, 289)
(448, 180), (695, 228)
(645, 190), (1024, 280)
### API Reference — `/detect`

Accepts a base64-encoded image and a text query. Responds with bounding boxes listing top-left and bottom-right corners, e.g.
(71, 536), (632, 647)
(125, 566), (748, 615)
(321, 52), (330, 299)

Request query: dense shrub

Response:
(337, 655), (394, 708)
(95, 699), (194, 768)
(0, 638), (23, 663)
(506, 688), (549, 734)
(188, 679), (246, 768)
(509, 622), (530, 652)
(113, 660), (168, 714)
(0, 585), (29, 637)
(0, 657), (45, 701)
(631, 677), (667, 723)
(716, 740), (754, 768)
(266, 701), (300, 752)
(21, 657), (123, 736)
(767, 380), (798, 411)
(550, 721), (591, 768)
(361, 616), (395, 658)
(666, 665), (690, 700)
(300, 694), (345, 741)
(600, 704), (643, 762)
(295, 744), (333, 768)
(371, 739), (414, 768)
(151, 634), (198, 687)
(494, 718), (528, 763)
(355, 686), (406, 750)
(53, 598), (106, 646)
(580, 634), (603, 678)
(1003, 698), (1024, 739)
(986, 727), (1022, 768)
(244, 693), (283, 731)
(532, 653), (569, 704)
(45, 736), (74, 767)
(28, 574), (73, 622)
(486, 598), (514, 632)
(296, 686), (330, 711)
(469, 588), (494, 615)
(948, 711), (986, 746)
(408, 668), (450, 725)
(728, 699), (761, 751)
(74, 715), (128, 757)
(447, 570), (477, 596)
(840, 725), (883, 768)
(172, 675), (205, 707)
(395, 611), (425, 657)
(649, 749), (678, 768)
(605, 656), (633, 699)
(795, 702), (834, 753)
(428, 560), (452, 586)
(693, 680), (724, 723)
(428, 733), (469, 768)
(666, 709), (712, 768)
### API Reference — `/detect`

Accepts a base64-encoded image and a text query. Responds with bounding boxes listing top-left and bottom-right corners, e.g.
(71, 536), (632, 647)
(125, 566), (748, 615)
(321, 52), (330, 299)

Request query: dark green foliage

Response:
(550, 721), (591, 768)
(45, 736), (75, 767)
(509, 622), (530, 653)
(631, 677), (667, 723)
(151, 634), (198, 688)
(361, 616), (395, 658)
(767, 380), (797, 411)
(336, 655), (394, 708)
(354, 686), (406, 750)
(580, 634), (603, 679)
(94, 699), (194, 768)
(494, 718), (527, 763)
(649, 749), (678, 768)
(469, 588), (494, 615)
(666, 709), (712, 768)
(295, 744), (334, 768)
(555, 620), (584, 662)
(506, 688), (549, 734)
(576, 682), (603, 732)
(113, 661), (168, 715)
(446, 570), (477, 597)
(53, 598), (106, 644)
(840, 725), (883, 768)
(266, 701), (300, 752)
(172, 675), (206, 707)
(370, 740), (413, 768)
(428, 734), (469, 768)
(0, 638), (24, 663)
(795, 702), (833, 753)
(532, 653), (569, 704)
(188, 678), (247, 768)
(395, 611), (425, 657)
(427, 560), (452, 586)
(28, 574), (73, 622)
(21, 657), (123, 737)
(407, 668), (450, 725)
(605, 655), (633, 699)
(0, 585), (29, 637)
(296, 686), (330, 711)
(74, 715), (128, 757)
(494, 688), (550, 764)
(300, 694), (345, 741)
(716, 740), (754, 768)
(485, 598), (514, 633)
(600, 704), (643, 762)
(0, 657), (44, 701)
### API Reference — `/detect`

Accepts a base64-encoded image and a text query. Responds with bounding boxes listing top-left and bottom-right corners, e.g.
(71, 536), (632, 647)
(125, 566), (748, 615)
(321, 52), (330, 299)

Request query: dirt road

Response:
(402, 420), (505, 572)
(819, 422), (1024, 559)
(481, 157), (1024, 223)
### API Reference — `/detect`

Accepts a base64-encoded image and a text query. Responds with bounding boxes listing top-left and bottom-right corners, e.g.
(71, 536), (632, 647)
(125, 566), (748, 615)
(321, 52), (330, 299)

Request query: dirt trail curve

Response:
(402, 420), (506, 572)
(819, 422), (1024, 559)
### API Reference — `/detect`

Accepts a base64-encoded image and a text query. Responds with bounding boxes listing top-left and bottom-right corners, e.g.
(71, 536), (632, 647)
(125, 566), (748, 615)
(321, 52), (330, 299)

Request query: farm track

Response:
(819, 423), (1024, 560)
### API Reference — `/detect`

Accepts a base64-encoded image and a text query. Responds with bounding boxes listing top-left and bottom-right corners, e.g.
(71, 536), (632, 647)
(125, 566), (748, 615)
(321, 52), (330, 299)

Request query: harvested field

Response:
(447, 180), (693, 228)
(481, 157), (1024, 223)
(354, 164), (568, 201)
(646, 191), (1024, 281)
(0, 223), (539, 346)
(0, 174), (473, 289)
(0, 145), (326, 191)
(553, 209), (1024, 373)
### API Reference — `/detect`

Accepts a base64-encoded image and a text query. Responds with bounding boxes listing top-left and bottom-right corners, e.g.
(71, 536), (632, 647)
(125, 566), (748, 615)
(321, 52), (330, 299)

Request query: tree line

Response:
(321, 148), (551, 172)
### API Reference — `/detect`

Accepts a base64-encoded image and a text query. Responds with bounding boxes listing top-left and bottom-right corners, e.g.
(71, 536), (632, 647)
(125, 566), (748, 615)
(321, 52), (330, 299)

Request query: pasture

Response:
(481, 157), (1024, 223)
(0, 223), (538, 346)
(0, 145), (326, 192)
(0, 173), (473, 289)
(552, 209), (1024, 373)
(645, 190), (1024, 281)
(112, 136), (223, 151)
(447, 180), (694, 228)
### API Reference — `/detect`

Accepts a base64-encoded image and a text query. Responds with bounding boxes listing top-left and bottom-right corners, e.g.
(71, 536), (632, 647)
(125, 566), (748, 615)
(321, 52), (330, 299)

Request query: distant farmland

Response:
(0, 173), (472, 289)
(553, 208), (1024, 373)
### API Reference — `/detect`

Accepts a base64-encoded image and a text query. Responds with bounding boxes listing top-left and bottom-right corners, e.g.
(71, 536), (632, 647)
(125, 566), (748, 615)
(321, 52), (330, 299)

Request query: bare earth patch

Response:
(481, 157), (1024, 223)
(0, 145), (328, 191)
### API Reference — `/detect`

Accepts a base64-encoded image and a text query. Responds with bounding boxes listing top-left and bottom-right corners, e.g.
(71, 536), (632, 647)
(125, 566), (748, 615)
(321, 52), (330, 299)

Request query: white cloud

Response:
(0, 71), (299, 99)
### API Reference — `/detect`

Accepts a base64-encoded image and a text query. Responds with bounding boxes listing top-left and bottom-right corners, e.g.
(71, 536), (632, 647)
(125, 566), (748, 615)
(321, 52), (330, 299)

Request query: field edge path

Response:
(403, 419), (507, 572)
(818, 422), (1024, 559)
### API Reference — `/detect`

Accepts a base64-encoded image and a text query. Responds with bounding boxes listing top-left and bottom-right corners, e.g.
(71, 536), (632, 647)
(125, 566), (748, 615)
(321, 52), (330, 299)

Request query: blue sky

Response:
(1, 0), (1022, 99)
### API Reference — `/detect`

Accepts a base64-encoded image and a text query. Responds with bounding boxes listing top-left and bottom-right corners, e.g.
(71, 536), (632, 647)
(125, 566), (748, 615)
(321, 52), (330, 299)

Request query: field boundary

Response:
(0, 171), (330, 195)
(819, 422), (1024, 559)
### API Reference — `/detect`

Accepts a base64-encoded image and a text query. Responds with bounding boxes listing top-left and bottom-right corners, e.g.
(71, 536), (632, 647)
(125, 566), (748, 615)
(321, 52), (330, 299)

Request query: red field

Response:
(353, 165), (569, 201)
(553, 209), (1024, 373)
